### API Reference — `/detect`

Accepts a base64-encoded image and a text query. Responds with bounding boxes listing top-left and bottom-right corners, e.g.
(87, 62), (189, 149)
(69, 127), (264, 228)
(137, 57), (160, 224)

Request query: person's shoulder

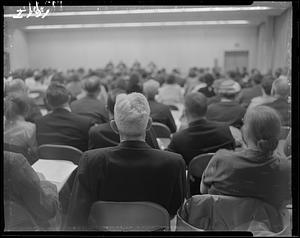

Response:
(89, 123), (110, 134)
(83, 147), (116, 163)
(4, 151), (28, 168)
(213, 148), (237, 161)
(152, 149), (185, 164)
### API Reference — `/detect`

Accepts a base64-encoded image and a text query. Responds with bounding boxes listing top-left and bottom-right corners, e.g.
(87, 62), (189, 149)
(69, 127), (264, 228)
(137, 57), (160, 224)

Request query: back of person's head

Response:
(243, 106), (281, 153)
(51, 73), (66, 84)
(107, 88), (127, 115)
(184, 92), (207, 118)
(251, 73), (263, 85)
(143, 79), (160, 100)
(218, 79), (241, 99)
(199, 73), (215, 87)
(127, 73), (142, 93)
(114, 93), (150, 137)
(83, 75), (101, 95)
(272, 77), (290, 98)
(46, 82), (70, 109)
(261, 76), (274, 96)
(165, 74), (176, 84)
(5, 79), (28, 97)
(4, 94), (29, 121)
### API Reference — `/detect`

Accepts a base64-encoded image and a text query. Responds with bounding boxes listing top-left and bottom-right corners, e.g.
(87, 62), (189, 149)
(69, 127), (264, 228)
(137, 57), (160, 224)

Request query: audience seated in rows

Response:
(70, 75), (108, 124)
(247, 75), (276, 110)
(65, 93), (186, 230)
(88, 88), (159, 150)
(36, 83), (94, 151)
(207, 79), (245, 128)
(143, 79), (177, 133)
(4, 94), (38, 164)
(157, 74), (184, 106)
(167, 92), (235, 166)
(4, 151), (60, 230)
(5, 79), (42, 123)
(263, 76), (291, 127)
(236, 73), (263, 108)
(201, 106), (291, 209)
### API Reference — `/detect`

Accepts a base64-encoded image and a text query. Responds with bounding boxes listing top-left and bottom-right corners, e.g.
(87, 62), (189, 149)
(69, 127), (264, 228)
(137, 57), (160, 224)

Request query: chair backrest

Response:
(38, 144), (83, 165)
(168, 104), (179, 111)
(177, 194), (286, 234)
(152, 122), (171, 138)
(88, 201), (170, 231)
(279, 126), (290, 140)
(187, 153), (214, 198)
(4, 200), (39, 231)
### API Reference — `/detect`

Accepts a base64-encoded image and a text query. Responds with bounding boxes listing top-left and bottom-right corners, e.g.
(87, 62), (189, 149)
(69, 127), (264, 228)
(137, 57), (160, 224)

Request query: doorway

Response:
(224, 51), (249, 73)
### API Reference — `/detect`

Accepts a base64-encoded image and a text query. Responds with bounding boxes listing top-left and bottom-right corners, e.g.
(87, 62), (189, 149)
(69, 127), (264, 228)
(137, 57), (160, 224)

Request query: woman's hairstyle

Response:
(244, 105), (281, 153)
(4, 94), (29, 120)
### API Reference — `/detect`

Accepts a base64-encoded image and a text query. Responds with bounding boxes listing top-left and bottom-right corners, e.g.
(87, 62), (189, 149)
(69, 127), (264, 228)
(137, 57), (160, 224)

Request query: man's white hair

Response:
(114, 92), (150, 136)
(143, 79), (160, 98)
(272, 77), (290, 98)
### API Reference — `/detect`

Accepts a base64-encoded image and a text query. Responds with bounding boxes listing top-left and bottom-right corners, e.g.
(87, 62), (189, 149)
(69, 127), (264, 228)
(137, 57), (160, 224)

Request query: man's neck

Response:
(119, 134), (146, 143)
(187, 116), (205, 124)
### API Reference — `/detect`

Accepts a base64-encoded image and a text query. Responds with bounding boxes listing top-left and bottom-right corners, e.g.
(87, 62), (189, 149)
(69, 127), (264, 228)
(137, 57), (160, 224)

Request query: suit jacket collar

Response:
(119, 140), (151, 149)
(188, 118), (208, 127)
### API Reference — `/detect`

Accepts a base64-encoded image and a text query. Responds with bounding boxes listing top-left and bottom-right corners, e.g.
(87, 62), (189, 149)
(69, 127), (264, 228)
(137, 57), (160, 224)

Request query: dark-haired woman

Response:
(201, 106), (291, 209)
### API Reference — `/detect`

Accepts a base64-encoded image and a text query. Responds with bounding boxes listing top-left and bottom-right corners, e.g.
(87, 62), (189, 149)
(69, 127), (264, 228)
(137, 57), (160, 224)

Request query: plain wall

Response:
(25, 25), (257, 73)
(273, 7), (292, 71)
(6, 29), (29, 70)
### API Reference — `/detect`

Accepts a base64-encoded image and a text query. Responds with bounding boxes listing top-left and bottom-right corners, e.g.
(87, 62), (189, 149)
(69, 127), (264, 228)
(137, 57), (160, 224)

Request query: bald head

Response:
(272, 77), (290, 99)
(113, 93), (151, 139)
(143, 79), (160, 100)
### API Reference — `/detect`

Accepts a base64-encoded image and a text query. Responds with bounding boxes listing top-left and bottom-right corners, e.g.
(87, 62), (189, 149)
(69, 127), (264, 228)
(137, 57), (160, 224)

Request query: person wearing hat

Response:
(206, 79), (246, 128)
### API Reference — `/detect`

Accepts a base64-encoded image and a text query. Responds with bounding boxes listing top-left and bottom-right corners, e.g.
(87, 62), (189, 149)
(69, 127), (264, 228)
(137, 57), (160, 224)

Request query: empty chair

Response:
(279, 126), (290, 140)
(88, 201), (170, 231)
(187, 153), (214, 198)
(176, 194), (289, 235)
(38, 144), (83, 165)
(4, 200), (39, 231)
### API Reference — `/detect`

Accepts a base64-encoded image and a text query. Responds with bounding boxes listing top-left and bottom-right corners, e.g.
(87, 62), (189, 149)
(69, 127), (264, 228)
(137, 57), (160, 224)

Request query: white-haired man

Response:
(66, 93), (186, 230)
(263, 76), (291, 126)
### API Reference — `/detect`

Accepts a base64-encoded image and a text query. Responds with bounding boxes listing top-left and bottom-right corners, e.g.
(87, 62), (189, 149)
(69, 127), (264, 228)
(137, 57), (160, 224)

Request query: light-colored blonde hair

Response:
(114, 93), (150, 137)
(244, 105), (281, 152)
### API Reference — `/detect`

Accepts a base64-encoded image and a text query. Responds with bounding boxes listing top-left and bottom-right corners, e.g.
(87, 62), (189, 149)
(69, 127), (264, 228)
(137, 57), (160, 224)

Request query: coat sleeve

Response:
(12, 153), (59, 222)
(166, 108), (177, 133)
(169, 157), (186, 217)
(65, 152), (97, 230)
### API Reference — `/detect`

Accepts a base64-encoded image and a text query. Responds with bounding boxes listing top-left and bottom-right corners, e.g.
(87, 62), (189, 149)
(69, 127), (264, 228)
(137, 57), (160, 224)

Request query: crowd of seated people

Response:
(3, 62), (292, 231)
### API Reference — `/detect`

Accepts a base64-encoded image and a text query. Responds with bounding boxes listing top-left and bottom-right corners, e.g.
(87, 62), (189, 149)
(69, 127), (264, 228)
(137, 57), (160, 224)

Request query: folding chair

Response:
(152, 122), (172, 150)
(168, 104), (179, 111)
(176, 194), (288, 235)
(4, 200), (39, 231)
(88, 201), (170, 231)
(187, 153), (214, 198)
(38, 144), (83, 165)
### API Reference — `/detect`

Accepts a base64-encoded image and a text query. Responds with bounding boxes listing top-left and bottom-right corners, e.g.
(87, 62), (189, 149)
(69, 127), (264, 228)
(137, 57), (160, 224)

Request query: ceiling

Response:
(4, 2), (292, 30)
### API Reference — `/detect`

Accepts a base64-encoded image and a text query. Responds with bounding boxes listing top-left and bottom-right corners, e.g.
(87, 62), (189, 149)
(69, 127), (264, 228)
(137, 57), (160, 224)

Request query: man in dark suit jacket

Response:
(70, 75), (108, 124)
(89, 88), (159, 149)
(66, 93), (186, 230)
(167, 92), (235, 166)
(36, 83), (94, 152)
(143, 79), (177, 133)
(263, 76), (291, 126)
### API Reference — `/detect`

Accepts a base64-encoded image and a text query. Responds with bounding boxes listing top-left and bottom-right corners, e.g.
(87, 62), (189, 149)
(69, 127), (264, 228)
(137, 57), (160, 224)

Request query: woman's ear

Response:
(110, 120), (119, 134)
(146, 117), (152, 131)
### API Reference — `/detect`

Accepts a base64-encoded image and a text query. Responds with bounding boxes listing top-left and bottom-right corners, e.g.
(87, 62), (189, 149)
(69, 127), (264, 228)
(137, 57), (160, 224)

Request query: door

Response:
(224, 51), (249, 73)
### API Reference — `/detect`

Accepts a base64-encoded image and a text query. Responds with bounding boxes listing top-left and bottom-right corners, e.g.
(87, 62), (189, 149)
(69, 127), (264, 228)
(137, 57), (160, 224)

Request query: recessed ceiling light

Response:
(4, 6), (272, 18)
(24, 20), (251, 30)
